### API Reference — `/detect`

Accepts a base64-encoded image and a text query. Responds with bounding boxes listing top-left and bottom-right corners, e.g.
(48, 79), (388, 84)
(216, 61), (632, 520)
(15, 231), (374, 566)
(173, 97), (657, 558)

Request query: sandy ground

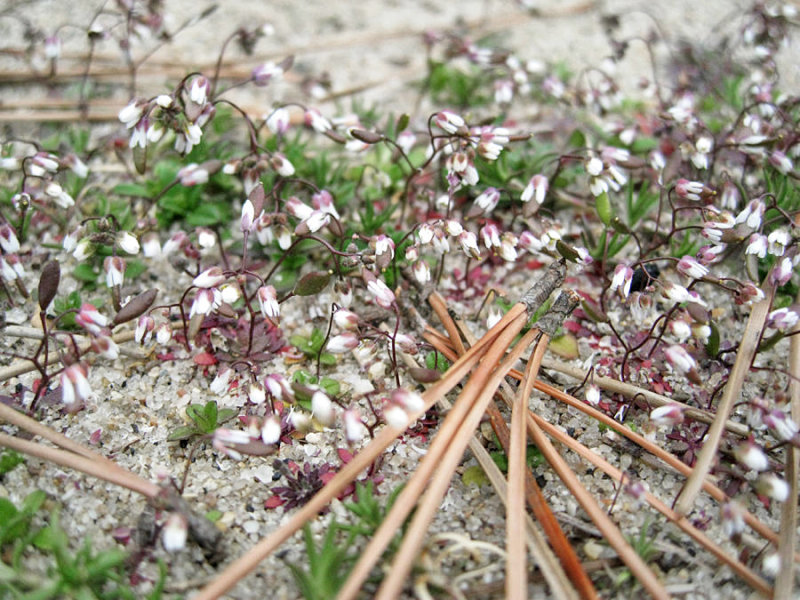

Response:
(0, 0), (798, 598)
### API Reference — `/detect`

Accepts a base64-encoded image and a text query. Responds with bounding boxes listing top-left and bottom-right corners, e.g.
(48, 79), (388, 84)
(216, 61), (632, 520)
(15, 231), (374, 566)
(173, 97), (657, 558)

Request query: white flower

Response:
(162, 513), (188, 552)
(755, 473), (790, 502)
(266, 107), (290, 134)
(311, 391), (335, 427)
(664, 345), (696, 374)
(257, 285), (280, 318)
(327, 333), (359, 354)
(193, 266), (226, 289)
(733, 441), (769, 471)
(261, 414), (282, 444)
(210, 368), (233, 395)
(117, 231), (140, 255)
(521, 174), (548, 204)
(118, 101), (143, 128)
(367, 278), (395, 309)
(649, 404), (684, 426)
(434, 110), (465, 134)
(189, 76), (209, 105)
(343, 408), (367, 443)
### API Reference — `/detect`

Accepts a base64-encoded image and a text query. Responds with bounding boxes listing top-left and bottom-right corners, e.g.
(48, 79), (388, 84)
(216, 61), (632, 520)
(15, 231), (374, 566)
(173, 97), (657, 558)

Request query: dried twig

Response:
(775, 291), (800, 598)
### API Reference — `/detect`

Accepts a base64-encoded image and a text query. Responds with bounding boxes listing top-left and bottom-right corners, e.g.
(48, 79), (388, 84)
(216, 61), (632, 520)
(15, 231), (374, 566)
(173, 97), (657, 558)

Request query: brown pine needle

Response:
(507, 337), (542, 600)
(195, 304), (528, 600)
(372, 328), (542, 599)
(485, 400), (598, 600)
(0, 432), (160, 499)
(522, 402), (671, 599)
(391, 321), (582, 600)
(427, 332), (791, 559)
(530, 414), (773, 596)
(775, 294), (800, 599)
(337, 315), (533, 599)
(675, 282), (774, 516)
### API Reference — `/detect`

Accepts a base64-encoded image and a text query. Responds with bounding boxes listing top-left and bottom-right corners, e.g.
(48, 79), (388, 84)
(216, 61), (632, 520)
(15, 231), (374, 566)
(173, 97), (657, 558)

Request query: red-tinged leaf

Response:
(156, 352), (176, 360)
(562, 320), (581, 333)
(320, 471), (336, 485)
(337, 448), (354, 464)
(264, 495), (285, 509)
(193, 352), (217, 366)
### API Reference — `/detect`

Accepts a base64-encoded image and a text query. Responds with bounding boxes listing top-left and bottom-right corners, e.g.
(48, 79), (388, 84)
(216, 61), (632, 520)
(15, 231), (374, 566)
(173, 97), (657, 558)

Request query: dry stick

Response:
(529, 414), (773, 596)
(539, 357), (749, 438)
(0, 321), (186, 383)
(337, 316), (533, 600)
(0, 432), (160, 499)
(674, 283), (775, 516)
(775, 295), (800, 599)
(427, 334), (790, 557)
(0, 402), (111, 463)
(193, 304), (528, 600)
(372, 328), (543, 600)
(389, 327), (581, 600)
(507, 337), (539, 600)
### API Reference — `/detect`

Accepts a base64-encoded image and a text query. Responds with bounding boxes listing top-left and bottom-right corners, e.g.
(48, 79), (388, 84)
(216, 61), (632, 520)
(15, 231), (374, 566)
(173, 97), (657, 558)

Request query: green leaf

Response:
(186, 202), (230, 227)
(595, 191), (612, 226)
(112, 183), (150, 197)
(166, 425), (201, 442)
(461, 465), (489, 487)
(705, 321), (720, 357)
(0, 449), (24, 475)
(72, 263), (97, 283)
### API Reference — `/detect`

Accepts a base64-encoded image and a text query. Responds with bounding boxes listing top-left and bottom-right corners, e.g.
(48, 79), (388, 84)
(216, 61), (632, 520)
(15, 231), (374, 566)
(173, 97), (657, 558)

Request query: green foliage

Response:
(290, 328), (336, 367)
(0, 491), (164, 599)
(616, 517), (659, 587)
(625, 181), (659, 228)
(167, 400), (238, 442)
(52, 291), (85, 329)
(489, 444), (544, 473)
(0, 450), (24, 476)
(291, 370), (341, 400)
(425, 61), (491, 108)
(424, 351), (450, 373)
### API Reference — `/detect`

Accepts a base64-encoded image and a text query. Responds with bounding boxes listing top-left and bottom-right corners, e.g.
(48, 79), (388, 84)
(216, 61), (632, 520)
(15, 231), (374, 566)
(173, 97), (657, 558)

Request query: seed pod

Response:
(38, 260), (60, 311)
(408, 367), (441, 383)
(113, 288), (158, 325)
(294, 271), (331, 296)
(349, 129), (383, 144)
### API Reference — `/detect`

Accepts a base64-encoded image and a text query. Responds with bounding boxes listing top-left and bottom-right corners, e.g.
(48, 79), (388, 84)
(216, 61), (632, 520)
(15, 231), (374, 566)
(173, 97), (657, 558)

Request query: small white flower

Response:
(266, 107), (290, 134)
(733, 440), (769, 471)
(311, 391), (335, 427)
(117, 231), (140, 255)
(162, 513), (188, 552)
(261, 414), (282, 444)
